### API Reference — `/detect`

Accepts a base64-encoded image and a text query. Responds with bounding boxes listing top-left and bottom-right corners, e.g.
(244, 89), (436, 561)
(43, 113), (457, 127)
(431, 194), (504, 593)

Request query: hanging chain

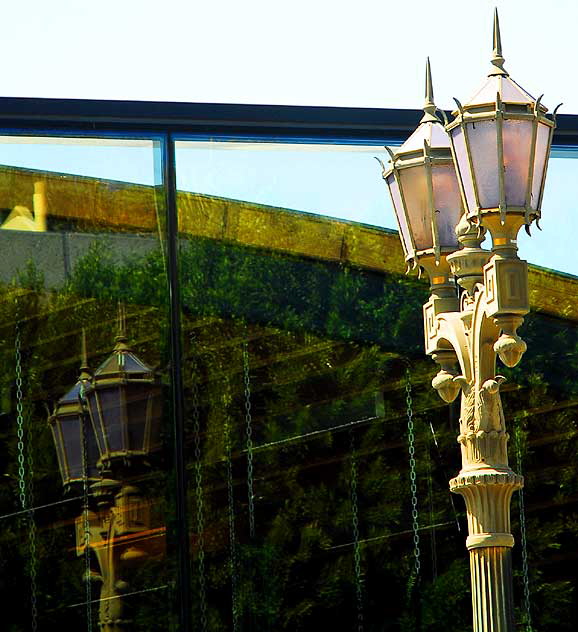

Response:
(242, 340), (255, 540)
(16, 321), (27, 511)
(514, 424), (533, 631)
(26, 425), (38, 632)
(191, 357), (208, 632)
(225, 421), (240, 632)
(15, 311), (38, 632)
(406, 368), (421, 589)
(349, 431), (364, 632)
(80, 383), (93, 632)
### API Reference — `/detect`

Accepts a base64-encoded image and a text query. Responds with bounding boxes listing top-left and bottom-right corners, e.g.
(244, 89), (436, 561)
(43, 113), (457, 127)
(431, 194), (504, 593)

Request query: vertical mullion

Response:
(163, 131), (192, 632)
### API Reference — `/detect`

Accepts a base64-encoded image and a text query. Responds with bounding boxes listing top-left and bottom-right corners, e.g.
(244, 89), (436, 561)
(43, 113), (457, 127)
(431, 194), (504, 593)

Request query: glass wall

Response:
(174, 138), (578, 631)
(0, 127), (576, 632)
(0, 135), (177, 630)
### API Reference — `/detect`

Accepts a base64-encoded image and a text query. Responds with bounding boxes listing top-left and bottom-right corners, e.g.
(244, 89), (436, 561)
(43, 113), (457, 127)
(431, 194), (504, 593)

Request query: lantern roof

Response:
(57, 380), (84, 405)
(463, 75), (539, 108)
(95, 349), (153, 376)
(459, 9), (547, 112)
(54, 329), (91, 407)
(395, 58), (451, 155)
(93, 305), (155, 379)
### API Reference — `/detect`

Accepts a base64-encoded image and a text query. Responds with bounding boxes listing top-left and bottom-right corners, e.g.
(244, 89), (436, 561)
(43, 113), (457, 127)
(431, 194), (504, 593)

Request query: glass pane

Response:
(450, 126), (477, 214)
(398, 165), (432, 251)
(431, 165), (462, 249)
(518, 147), (578, 276)
(61, 416), (83, 480)
(173, 135), (578, 632)
(386, 172), (413, 255)
(175, 138), (466, 631)
(0, 135), (174, 631)
(530, 122), (551, 211)
(503, 119), (533, 207)
(88, 395), (107, 456)
(175, 141), (396, 230)
(467, 120), (500, 209)
(126, 384), (152, 451)
(99, 388), (124, 453)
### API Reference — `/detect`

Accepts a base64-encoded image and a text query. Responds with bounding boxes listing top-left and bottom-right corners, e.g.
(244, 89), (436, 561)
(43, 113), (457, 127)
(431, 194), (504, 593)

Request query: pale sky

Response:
(1, 0), (574, 114)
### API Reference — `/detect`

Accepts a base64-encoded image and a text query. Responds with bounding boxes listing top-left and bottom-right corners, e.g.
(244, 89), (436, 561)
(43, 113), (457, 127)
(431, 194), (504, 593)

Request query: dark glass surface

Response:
(99, 388), (124, 454)
(61, 415), (84, 480)
(0, 135), (176, 631)
(126, 384), (151, 451)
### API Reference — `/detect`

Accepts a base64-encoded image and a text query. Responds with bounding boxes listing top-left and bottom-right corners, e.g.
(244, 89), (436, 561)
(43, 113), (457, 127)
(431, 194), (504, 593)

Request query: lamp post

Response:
(381, 11), (559, 632)
(49, 312), (162, 632)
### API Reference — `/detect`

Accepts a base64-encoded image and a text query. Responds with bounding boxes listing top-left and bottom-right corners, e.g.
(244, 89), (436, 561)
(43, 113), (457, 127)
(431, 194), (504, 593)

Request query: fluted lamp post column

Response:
(380, 12), (559, 632)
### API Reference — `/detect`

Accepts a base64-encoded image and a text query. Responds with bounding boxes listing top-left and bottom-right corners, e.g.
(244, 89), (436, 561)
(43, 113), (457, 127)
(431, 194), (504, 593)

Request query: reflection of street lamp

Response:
(381, 11), (559, 632)
(49, 330), (100, 489)
(49, 310), (162, 632)
(84, 305), (162, 473)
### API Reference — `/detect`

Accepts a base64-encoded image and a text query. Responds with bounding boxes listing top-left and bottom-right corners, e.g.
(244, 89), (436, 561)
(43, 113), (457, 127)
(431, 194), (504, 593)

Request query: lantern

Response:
(382, 58), (463, 270)
(84, 307), (162, 469)
(49, 331), (100, 488)
(445, 9), (559, 235)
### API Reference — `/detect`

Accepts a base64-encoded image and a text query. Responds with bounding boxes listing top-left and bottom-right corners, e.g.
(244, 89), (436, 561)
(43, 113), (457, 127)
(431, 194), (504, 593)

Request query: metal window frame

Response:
(0, 96), (576, 143)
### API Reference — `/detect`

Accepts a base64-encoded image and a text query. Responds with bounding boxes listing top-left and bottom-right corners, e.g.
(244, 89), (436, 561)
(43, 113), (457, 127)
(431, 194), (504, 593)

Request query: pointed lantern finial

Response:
(114, 301), (130, 351)
(79, 328), (91, 381)
(489, 8), (508, 76)
(420, 57), (441, 124)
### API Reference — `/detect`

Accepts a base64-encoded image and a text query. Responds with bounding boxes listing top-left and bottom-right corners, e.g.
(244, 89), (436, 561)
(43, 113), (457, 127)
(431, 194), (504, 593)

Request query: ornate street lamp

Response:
(84, 305), (162, 472)
(445, 11), (559, 235)
(49, 330), (100, 488)
(49, 310), (161, 632)
(381, 10), (558, 632)
(381, 57), (463, 274)
(380, 58), (464, 402)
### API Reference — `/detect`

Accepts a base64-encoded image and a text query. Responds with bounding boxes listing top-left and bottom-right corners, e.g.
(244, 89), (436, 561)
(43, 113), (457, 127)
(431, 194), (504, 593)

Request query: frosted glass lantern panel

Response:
(386, 172), (413, 255)
(398, 165), (433, 251)
(432, 165), (462, 248)
(450, 126), (477, 214)
(467, 121), (499, 209)
(531, 122), (551, 211)
(503, 119), (533, 207)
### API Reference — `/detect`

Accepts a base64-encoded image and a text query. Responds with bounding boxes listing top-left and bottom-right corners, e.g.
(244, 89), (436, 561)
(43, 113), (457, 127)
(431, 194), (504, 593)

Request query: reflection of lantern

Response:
(49, 332), (100, 488)
(445, 9), (558, 235)
(382, 59), (463, 270)
(84, 309), (162, 469)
